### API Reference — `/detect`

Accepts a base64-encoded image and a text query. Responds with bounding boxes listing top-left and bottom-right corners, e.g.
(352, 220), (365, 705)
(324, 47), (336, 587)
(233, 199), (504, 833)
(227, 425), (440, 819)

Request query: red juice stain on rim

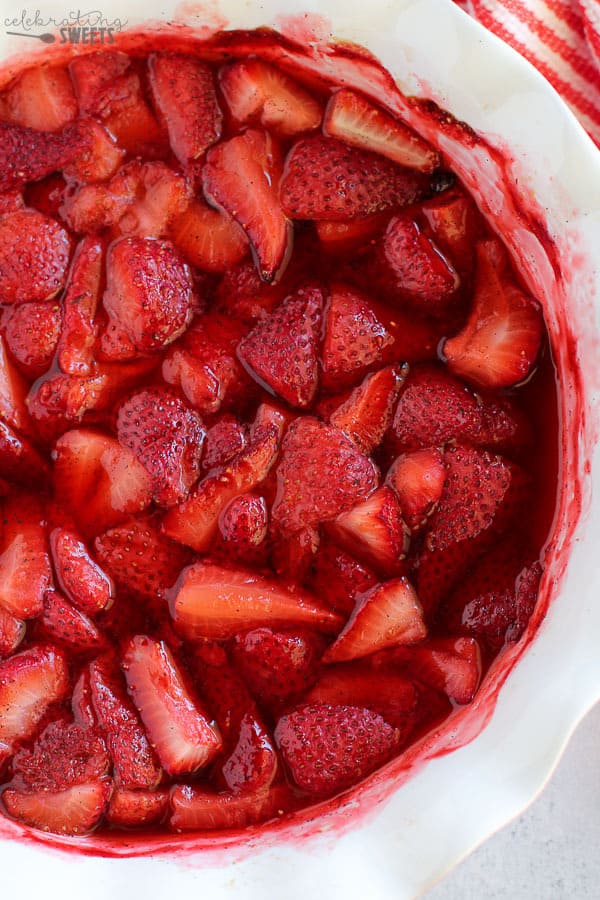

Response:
(0, 20), (584, 863)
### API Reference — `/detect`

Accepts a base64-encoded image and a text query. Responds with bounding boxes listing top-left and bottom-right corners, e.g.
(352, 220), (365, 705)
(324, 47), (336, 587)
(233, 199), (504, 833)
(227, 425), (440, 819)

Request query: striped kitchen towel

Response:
(454, 0), (600, 143)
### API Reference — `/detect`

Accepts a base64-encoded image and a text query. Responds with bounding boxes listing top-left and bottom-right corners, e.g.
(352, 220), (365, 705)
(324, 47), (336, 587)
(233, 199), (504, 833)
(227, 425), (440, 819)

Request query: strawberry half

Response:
(0, 64), (77, 132)
(271, 417), (379, 536)
(0, 335), (33, 436)
(0, 209), (71, 305)
(0, 492), (51, 620)
(103, 237), (194, 353)
(2, 779), (111, 835)
(329, 365), (406, 455)
(122, 635), (222, 776)
(421, 188), (484, 278)
(168, 562), (343, 640)
(57, 236), (103, 377)
(0, 121), (71, 190)
(443, 239), (543, 389)
(323, 89), (439, 173)
(237, 284), (325, 409)
(219, 59), (322, 137)
(149, 54), (222, 164)
(220, 712), (278, 796)
(170, 199), (248, 273)
(37, 589), (103, 653)
(381, 637), (482, 705)
(308, 540), (378, 616)
(50, 528), (114, 617)
(386, 447), (446, 530)
(0, 607), (25, 658)
(203, 129), (293, 283)
(3, 300), (62, 378)
(275, 704), (400, 796)
(170, 782), (291, 831)
(107, 788), (168, 828)
(214, 258), (292, 325)
(280, 135), (431, 220)
(202, 416), (247, 471)
(10, 719), (109, 791)
(218, 494), (269, 563)
(323, 578), (427, 663)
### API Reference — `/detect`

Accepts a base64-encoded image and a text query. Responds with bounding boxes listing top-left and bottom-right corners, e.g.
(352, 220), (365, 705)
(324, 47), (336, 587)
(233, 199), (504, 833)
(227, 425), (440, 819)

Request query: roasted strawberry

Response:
(0, 209), (71, 305)
(2, 778), (112, 835)
(386, 448), (446, 530)
(24, 173), (65, 217)
(149, 54), (222, 164)
(323, 89), (439, 172)
(0, 335), (33, 437)
(315, 213), (389, 255)
(202, 416), (247, 471)
(0, 121), (70, 190)
(0, 492), (51, 620)
(219, 59), (322, 136)
(380, 637), (482, 705)
(327, 486), (409, 576)
(170, 199), (248, 273)
(107, 788), (169, 828)
(214, 258), (292, 325)
(69, 50), (131, 115)
(280, 135), (431, 220)
(275, 704), (400, 796)
(329, 365), (406, 454)
(203, 129), (292, 283)
(0, 64), (77, 132)
(218, 494), (269, 563)
(2, 300), (62, 378)
(220, 712), (278, 795)
(170, 782), (292, 831)
(271, 525), (319, 587)
(56, 236), (103, 376)
(238, 284), (324, 408)
(308, 540), (378, 616)
(0, 607), (25, 658)
(63, 119), (124, 183)
(10, 718), (109, 791)
(37, 589), (103, 653)
(421, 188), (484, 278)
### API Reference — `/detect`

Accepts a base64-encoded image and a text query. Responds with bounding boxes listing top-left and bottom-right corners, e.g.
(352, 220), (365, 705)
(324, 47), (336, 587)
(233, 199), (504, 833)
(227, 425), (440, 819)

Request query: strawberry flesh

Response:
(386, 448), (446, 530)
(50, 527), (114, 617)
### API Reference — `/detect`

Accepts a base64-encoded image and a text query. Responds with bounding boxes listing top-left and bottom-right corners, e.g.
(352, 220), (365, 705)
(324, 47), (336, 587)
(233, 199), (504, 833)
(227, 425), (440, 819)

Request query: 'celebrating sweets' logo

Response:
(5, 9), (127, 43)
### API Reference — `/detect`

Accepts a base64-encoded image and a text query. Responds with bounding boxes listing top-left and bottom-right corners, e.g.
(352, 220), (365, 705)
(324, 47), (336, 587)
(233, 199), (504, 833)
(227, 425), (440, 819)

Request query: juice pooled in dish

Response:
(0, 36), (556, 837)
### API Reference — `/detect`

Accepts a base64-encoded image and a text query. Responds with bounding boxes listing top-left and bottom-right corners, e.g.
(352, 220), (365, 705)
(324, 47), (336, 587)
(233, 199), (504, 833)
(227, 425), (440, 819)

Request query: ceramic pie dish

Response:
(0, 0), (599, 897)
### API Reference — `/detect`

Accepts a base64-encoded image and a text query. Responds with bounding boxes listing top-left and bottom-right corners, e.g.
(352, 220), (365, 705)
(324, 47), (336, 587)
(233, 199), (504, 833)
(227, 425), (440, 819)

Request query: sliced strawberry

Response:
(36, 589), (102, 653)
(71, 670), (96, 728)
(0, 645), (69, 755)
(107, 788), (168, 828)
(116, 388), (205, 508)
(323, 578), (426, 663)
(163, 426), (279, 552)
(63, 119), (124, 183)
(219, 59), (322, 136)
(57, 237), (102, 377)
(315, 213), (389, 255)
(11, 719), (109, 791)
(386, 448), (446, 530)
(330, 366), (406, 455)
(280, 135), (431, 221)
(250, 401), (295, 442)
(443, 240), (544, 388)
(170, 199), (248, 273)
(122, 635), (222, 776)
(149, 54), (222, 164)
(69, 50), (130, 115)
(230, 627), (325, 710)
(52, 428), (153, 537)
(202, 416), (247, 471)
(88, 657), (162, 789)
(440, 536), (543, 655)
(275, 704), (400, 796)
(238, 284), (324, 408)
(0, 335), (32, 436)
(94, 514), (191, 603)
(327, 486), (409, 576)
(203, 129), (292, 283)
(169, 782), (292, 831)
(219, 711), (278, 795)
(308, 540), (378, 616)
(0, 421), (48, 487)
(218, 494), (268, 561)
(0, 209), (70, 305)
(169, 562), (343, 639)
(2, 779), (111, 835)
(323, 89), (439, 173)
(271, 417), (379, 536)
(321, 284), (394, 391)
(0, 64), (77, 132)
(421, 188), (484, 278)
(0, 607), (25, 658)
(376, 215), (460, 317)
(417, 444), (529, 613)
(103, 237), (193, 354)
(98, 318), (139, 362)
(271, 526), (319, 587)
(2, 300), (61, 378)
(0, 121), (70, 190)
(386, 365), (531, 457)
(382, 637), (482, 704)
(214, 258), (292, 325)
(304, 665), (416, 735)
(0, 492), (51, 620)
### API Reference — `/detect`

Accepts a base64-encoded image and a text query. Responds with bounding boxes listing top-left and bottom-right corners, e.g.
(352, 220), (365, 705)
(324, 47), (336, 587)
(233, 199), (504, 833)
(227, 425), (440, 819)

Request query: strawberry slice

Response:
(149, 54), (222, 164)
(97, 318), (139, 362)
(88, 657), (162, 789)
(323, 89), (439, 173)
(116, 388), (205, 508)
(0, 645), (69, 756)
(280, 135), (431, 221)
(170, 199), (248, 273)
(238, 284), (324, 408)
(203, 129), (293, 283)
(220, 711), (278, 796)
(417, 444), (530, 613)
(0, 335), (33, 437)
(168, 562), (343, 639)
(230, 627), (325, 711)
(321, 284), (394, 391)
(10, 719), (109, 791)
(0, 421), (49, 487)
(163, 426), (280, 552)
(0, 607), (25, 658)
(214, 258), (293, 325)
(202, 416), (247, 471)
(376, 215), (460, 316)
(122, 635), (222, 776)
(53, 428), (153, 537)
(36, 589), (102, 653)
(170, 782), (292, 831)
(0, 492), (51, 620)
(94, 514), (191, 603)
(308, 540), (378, 616)
(0, 64), (77, 132)
(443, 240), (544, 388)
(71, 670), (96, 728)
(103, 237), (193, 354)
(69, 50), (130, 115)
(50, 528), (113, 617)
(271, 525), (320, 587)
(0, 122), (68, 190)
(421, 188), (484, 278)
(218, 494), (269, 563)
(382, 637), (482, 704)
(386, 448), (446, 530)
(304, 665), (416, 735)
(107, 788), (168, 828)
(57, 236), (103, 377)
(2, 779), (111, 835)
(440, 536), (543, 654)
(386, 365), (531, 456)
(271, 417), (379, 536)
(0, 209), (71, 305)
(327, 486), (410, 576)
(219, 59), (322, 136)
(315, 213), (389, 255)
(330, 366), (406, 455)
(275, 704), (400, 796)
(323, 578), (426, 663)
(63, 119), (124, 184)
(3, 300), (62, 378)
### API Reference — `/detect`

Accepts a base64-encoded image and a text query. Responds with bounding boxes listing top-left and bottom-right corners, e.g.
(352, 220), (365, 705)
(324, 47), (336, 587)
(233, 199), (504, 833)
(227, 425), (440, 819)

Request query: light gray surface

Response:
(426, 702), (600, 899)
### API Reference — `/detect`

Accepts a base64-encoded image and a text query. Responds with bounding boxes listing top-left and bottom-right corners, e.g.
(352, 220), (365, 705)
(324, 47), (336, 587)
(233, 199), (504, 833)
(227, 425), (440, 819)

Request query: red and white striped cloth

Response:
(454, 0), (600, 144)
